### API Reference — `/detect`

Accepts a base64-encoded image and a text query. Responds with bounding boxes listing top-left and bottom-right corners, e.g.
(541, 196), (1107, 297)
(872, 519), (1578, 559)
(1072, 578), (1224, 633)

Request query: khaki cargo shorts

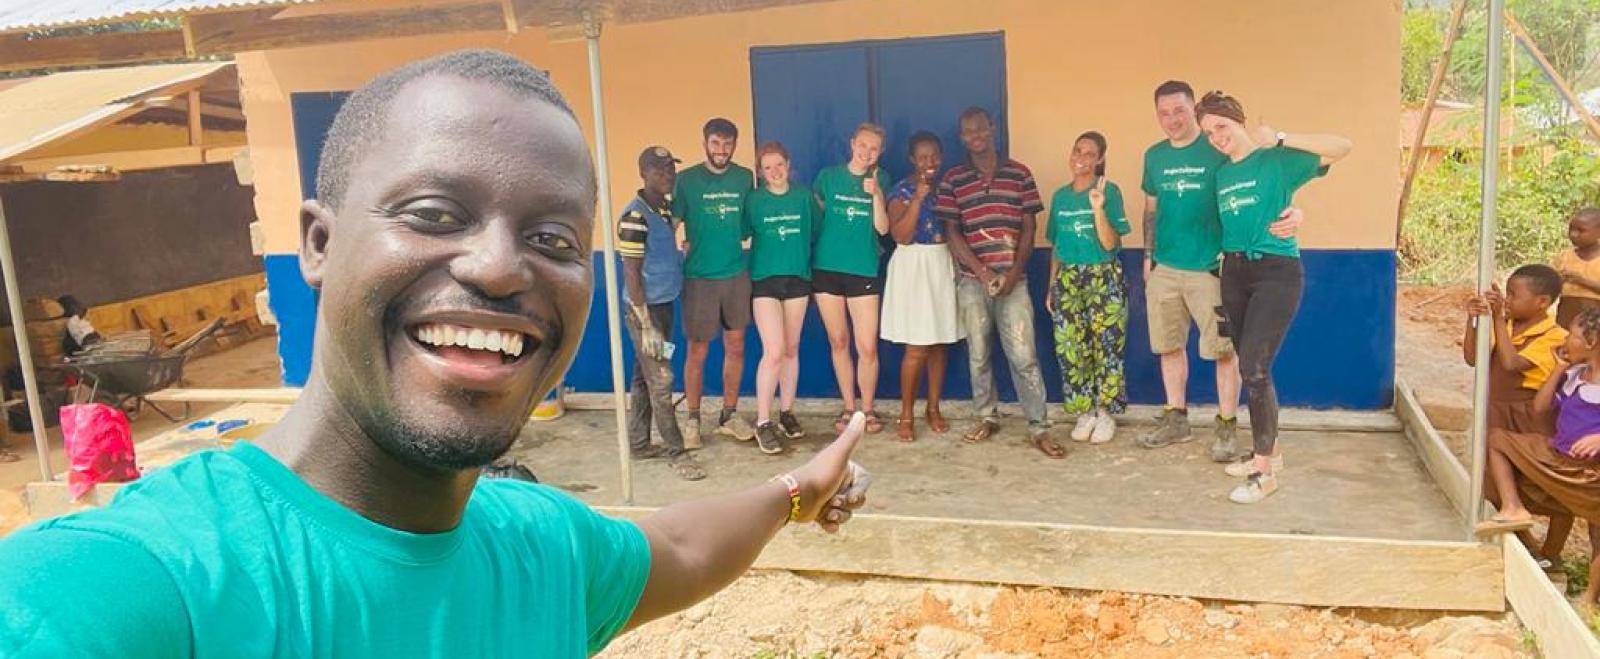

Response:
(1145, 264), (1233, 360)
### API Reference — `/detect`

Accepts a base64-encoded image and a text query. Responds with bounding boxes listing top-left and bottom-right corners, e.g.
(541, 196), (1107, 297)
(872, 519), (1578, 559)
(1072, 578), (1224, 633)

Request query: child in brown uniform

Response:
(1464, 264), (1574, 564)
(1554, 207), (1600, 327)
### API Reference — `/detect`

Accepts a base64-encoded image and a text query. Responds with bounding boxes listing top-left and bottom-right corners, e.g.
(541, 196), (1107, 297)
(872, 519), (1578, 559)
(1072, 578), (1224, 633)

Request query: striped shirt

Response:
(936, 158), (1044, 276)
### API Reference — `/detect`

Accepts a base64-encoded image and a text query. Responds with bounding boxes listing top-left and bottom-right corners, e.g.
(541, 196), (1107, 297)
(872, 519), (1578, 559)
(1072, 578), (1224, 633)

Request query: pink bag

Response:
(59, 402), (138, 499)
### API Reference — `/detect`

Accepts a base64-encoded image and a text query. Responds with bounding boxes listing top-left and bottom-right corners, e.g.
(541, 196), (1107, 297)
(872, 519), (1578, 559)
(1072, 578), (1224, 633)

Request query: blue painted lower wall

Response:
(265, 247), (1396, 408)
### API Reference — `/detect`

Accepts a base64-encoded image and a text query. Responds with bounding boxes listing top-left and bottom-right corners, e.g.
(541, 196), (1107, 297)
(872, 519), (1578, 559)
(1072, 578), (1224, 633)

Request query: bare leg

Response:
(899, 345), (929, 439)
(1487, 445), (1531, 520)
(752, 298), (786, 424)
(1584, 523), (1600, 607)
(1160, 348), (1188, 410)
(685, 340), (711, 415)
(927, 344), (949, 431)
(815, 293), (856, 411)
(1216, 351), (1241, 418)
(1541, 515), (1575, 563)
(778, 297), (807, 414)
(721, 328), (746, 411)
(848, 295), (881, 414)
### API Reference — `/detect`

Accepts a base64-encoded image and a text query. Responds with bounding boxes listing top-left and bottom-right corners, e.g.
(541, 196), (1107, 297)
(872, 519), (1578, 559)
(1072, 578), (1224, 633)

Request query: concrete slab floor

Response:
(508, 410), (1465, 543)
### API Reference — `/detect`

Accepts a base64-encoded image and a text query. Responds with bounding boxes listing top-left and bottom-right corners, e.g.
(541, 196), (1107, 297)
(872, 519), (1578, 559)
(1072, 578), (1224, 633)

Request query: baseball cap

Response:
(638, 146), (681, 170)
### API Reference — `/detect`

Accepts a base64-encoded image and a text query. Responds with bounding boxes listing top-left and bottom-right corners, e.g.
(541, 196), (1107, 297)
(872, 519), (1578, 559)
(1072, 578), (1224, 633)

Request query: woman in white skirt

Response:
(882, 131), (965, 441)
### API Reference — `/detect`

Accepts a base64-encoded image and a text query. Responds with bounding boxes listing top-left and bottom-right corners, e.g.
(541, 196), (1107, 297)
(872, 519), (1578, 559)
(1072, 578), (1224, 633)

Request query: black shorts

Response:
(751, 275), (812, 301)
(811, 269), (880, 298)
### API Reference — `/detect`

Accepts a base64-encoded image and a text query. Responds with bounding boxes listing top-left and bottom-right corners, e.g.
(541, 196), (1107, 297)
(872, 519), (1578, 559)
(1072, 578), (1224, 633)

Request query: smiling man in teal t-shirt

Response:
(0, 49), (870, 659)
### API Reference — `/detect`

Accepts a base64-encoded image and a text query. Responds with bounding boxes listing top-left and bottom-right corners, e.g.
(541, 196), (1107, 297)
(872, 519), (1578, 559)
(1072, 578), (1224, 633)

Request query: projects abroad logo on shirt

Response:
(1159, 167), (1208, 197)
(1218, 180), (1259, 216)
(762, 213), (803, 240)
(1056, 208), (1096, 235)
(841, 201), (871, 222)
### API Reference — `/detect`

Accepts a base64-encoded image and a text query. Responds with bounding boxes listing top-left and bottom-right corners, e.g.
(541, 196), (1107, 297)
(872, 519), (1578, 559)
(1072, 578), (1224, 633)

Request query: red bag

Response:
(59, 402), (138, 499)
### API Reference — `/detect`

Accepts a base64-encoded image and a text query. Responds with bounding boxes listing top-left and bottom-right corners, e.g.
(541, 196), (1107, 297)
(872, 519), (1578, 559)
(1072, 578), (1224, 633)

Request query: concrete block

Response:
(1413, 385), (1472, 432)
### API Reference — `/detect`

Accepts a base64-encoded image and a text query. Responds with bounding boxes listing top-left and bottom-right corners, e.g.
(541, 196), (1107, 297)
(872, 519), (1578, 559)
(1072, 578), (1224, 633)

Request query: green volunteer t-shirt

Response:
(1141, 137), (1229, 271)
(1048, 180), (1131, 266)
(673, 162), (755, 279)
(744, 185), (819, 281)
(812, 164), (892, 278)
(1215, 146), (1328, 259)
(0, 441), (651, 658)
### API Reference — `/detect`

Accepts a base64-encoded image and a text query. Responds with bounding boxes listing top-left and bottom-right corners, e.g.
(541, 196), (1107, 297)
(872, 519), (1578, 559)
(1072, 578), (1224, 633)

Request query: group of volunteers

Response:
(617, 80), (1353, 504)
(1466, 205), (1600, 611)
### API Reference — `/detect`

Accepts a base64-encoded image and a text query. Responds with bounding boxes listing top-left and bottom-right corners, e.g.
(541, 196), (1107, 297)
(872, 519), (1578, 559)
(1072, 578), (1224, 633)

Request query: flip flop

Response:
(926, 410), (949, 433)
(1474, 515), (1536, 537)
(1032, 433), (1067, 459)
(963, 419), (1000, 444)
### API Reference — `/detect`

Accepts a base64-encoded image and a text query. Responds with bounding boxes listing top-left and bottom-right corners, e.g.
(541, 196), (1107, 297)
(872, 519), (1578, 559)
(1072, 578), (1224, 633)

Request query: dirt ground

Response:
(602, 571), (1531, 658)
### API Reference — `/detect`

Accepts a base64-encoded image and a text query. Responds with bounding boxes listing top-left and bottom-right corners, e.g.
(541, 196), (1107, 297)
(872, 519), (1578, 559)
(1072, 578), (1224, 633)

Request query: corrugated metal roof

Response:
(0, 61), (230, 162)
(0, 0), (318, 34)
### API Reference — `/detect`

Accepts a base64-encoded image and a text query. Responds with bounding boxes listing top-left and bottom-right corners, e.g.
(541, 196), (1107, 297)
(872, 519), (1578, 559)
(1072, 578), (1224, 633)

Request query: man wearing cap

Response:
(619, 146), (705, 480)
(673, 118), (757, 447)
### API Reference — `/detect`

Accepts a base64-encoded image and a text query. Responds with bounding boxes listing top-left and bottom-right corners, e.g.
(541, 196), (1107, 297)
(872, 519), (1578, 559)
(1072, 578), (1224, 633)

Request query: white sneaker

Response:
(1070, 412), (1098, 442)
(1224, 454), (1284, 477)
(1229, 472), (1279, 504)
(1089, 413), (1116, 444)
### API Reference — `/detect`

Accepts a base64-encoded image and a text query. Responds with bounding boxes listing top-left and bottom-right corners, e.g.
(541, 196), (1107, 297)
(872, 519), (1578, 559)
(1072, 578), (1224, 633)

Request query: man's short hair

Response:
(1512, 263), (1563, 300)
(958, 106), (992, 126)
(703, 118), (738, 140)
(315, 49), (578, 212)
(1154, 80), (1195, 102)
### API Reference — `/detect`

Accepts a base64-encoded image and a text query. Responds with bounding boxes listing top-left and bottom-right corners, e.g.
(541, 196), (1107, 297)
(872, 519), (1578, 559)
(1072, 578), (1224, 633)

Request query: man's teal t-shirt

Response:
(1141, 137), (1229, 271)
(0, 442), (651, 658)
(1047, 180), (1130, 266)
(1215, 146), (1328, 259)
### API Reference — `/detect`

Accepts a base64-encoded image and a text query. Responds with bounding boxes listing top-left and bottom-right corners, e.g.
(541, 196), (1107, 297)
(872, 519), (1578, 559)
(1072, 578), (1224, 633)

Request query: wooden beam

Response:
(500, 0), (520, 33)
(1396, 377), (1474, 521)
(186, 90), (203, 146)
(1396, 0), (1468, 241)
(1505, 9), (1600, 143)
(191, 2), (504, 54)
(0, 30), (187, 72)
(179, 15), (197, 59)
(1503, 535), (1600, 658)
(9, 145), (245, 174)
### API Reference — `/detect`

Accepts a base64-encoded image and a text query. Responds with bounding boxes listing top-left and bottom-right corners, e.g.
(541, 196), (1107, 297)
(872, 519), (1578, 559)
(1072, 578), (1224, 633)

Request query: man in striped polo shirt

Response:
(937, 107), (1062, 459)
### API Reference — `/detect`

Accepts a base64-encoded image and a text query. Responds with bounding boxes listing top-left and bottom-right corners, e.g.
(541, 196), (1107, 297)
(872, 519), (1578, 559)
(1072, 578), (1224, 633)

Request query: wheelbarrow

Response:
(58, 318), (224, 422)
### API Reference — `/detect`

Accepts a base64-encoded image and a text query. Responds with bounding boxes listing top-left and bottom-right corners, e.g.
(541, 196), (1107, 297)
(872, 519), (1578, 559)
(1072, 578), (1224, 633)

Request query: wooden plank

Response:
(601, 507), (1504, 612)
(1397, 0), (1468, 238)
(191, 2), (504, 54)
(145, 388), (300, 404)
(0, 30), (187, 73)
(1396, 377), (1473, 521)
(186, 90), (203, 146)
(1503, 535), (1600, 658)
(10, 145), (245, 173)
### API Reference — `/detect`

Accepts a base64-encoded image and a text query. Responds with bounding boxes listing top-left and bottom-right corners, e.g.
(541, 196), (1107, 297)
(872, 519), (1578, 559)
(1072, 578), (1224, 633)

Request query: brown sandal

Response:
(833, 410), (855, 434)
(1032, 432), (1067, 459)
(926, 409), (949, 433)
(963, 419), (1000, 444)
(864, 412), (884, 434)
(895, 417), (915, 442)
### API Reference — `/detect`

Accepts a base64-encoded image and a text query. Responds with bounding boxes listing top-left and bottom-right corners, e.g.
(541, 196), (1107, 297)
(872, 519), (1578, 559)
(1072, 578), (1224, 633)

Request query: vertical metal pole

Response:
(585, 14), (634, 504)
(0, 196), (54, 481)
(1467, 0), (1506, 540)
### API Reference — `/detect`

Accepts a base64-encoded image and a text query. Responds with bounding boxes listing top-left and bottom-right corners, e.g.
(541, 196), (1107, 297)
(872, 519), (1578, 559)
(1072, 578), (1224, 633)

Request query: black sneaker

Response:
(754, 421), (786, 455)
(778, 410), (805, 440)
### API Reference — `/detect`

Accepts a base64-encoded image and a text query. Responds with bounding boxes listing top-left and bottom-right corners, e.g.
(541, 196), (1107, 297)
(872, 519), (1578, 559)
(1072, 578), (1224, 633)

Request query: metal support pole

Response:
(584, 14), (634, 504)
(0, 196), (54, 481)
(1467, 0), (1506, 540)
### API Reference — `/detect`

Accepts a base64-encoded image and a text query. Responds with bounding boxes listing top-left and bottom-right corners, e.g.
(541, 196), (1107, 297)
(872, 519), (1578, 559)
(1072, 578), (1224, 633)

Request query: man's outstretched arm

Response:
(625, 414), (870, 629)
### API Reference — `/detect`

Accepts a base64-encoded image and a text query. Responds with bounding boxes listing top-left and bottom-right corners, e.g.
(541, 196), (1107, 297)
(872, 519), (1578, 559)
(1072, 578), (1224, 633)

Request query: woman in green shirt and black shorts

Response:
(812, 123), (892, 434)
(745, 141), (818, 453)
(1195, 91), (1352, 504)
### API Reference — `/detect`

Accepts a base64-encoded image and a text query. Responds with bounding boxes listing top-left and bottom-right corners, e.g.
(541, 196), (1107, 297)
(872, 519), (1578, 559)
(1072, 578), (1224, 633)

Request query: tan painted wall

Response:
(241, 0), (1400, 254)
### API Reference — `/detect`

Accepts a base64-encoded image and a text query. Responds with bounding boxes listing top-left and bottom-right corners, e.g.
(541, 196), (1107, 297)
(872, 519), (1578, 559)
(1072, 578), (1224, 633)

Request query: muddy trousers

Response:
(625, 302), (685, 454)
(1220, 253), (1302, 458)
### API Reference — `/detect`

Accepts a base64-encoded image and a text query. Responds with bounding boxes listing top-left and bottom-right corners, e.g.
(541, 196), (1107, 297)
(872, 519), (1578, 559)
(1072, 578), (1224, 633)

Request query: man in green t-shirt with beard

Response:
(673, 118), (757, 447)
(1136, 80), (1302, 461)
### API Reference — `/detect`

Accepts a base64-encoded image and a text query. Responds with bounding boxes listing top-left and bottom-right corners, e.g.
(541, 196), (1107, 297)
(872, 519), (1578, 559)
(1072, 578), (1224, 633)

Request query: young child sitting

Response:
(1477, 306), (1600, 609)
(1464, 264), (1575, 565)
(1554, 207), (1600, 327)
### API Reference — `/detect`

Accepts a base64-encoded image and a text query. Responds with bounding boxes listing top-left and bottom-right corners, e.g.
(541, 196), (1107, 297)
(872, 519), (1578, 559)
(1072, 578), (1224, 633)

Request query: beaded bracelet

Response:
(772, 473), (801, 523)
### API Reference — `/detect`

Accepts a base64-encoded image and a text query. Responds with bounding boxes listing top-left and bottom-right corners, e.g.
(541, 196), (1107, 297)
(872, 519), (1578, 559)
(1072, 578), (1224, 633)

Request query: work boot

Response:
(1228, 472), (1280, 504)
(717, 407), (756, 441)
(1137, 407), (1193, 449)
(1210, 415), (1245, 462)
(754, 421), (786, 455)
(778, 409), (805, 440)
(1225, 453), (1284, 477)
(682, 412), (703, 450)
(667, 451), (706, 481)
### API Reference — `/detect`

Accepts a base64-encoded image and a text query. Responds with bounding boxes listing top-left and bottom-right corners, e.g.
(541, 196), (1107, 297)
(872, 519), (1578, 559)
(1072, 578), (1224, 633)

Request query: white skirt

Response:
(880, 243), (965, 345)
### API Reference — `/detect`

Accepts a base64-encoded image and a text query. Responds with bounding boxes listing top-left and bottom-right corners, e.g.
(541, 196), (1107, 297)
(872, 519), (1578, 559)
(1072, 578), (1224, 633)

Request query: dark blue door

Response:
(749, 32), (1011, 400)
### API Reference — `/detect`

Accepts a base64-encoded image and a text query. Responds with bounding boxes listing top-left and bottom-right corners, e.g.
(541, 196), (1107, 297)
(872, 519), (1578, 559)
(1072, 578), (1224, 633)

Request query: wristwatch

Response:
(1275, 131), (1288, 148)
